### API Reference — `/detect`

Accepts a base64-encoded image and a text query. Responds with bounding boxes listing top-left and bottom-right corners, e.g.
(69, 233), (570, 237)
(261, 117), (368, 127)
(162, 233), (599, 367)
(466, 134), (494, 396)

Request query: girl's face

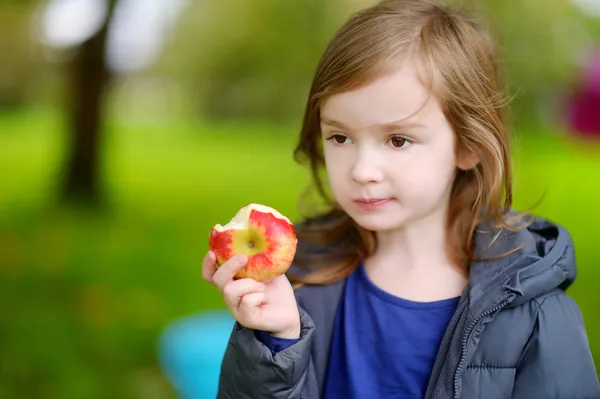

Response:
(320, 59), (470, 232)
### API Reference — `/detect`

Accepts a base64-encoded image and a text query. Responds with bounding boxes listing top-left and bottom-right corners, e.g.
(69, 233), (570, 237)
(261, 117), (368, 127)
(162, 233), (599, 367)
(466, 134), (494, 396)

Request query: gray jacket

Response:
(217, 217), (600, 398)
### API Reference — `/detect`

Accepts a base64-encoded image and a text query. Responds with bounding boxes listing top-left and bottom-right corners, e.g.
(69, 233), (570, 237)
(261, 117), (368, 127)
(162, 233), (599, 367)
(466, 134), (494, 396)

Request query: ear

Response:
(456, 146), (480, 171)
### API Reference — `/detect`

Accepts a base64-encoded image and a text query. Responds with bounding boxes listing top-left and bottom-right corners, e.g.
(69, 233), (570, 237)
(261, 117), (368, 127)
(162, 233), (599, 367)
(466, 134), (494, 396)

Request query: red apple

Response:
(208, 203), (297, 282)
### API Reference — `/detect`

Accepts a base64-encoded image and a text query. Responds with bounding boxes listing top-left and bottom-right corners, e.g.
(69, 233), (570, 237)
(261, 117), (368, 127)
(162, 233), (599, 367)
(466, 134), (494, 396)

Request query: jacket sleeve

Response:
(216, 305), (315, 399)
(512, 293), (600, 399)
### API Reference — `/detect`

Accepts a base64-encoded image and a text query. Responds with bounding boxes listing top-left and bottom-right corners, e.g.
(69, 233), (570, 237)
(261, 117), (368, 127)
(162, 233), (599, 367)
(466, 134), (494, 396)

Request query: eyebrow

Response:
(320, 117), (426, 133)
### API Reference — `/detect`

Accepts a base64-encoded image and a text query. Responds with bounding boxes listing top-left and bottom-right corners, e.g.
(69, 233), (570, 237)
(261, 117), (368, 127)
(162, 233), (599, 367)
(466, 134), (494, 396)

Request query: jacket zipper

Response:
(453, 298), (510, 398)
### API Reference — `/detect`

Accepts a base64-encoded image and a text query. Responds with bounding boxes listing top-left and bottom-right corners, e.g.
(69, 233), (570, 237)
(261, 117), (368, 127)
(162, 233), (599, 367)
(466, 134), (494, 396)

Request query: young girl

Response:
(202, 0), (600, 397)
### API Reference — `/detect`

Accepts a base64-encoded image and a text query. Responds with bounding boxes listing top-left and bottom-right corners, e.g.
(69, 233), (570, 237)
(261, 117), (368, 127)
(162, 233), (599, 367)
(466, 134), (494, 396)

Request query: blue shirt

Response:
(257, 263), (459, 398)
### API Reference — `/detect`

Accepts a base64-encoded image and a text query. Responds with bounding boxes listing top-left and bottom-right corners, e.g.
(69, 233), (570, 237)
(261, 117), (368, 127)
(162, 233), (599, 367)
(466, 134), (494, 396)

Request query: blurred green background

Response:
(1, 0), (599, 398)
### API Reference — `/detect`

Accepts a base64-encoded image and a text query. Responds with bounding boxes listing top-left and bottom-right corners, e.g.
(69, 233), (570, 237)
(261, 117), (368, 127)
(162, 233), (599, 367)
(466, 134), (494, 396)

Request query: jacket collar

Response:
(466, 216), (575, 317)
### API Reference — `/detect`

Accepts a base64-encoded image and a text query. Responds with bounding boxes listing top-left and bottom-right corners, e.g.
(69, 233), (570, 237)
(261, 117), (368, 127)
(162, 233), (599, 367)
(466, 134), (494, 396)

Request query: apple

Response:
(209, 203), (298, 282)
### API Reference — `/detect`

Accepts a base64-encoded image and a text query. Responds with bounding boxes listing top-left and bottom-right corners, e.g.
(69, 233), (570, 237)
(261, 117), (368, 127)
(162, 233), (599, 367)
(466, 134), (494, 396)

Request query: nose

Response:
(351, 147), (383, 184)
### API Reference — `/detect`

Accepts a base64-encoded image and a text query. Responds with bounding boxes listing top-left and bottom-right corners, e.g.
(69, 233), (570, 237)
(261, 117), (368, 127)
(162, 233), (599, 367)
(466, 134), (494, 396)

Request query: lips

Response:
(353, 198), (394, 210)
(354, 198), (392, 204)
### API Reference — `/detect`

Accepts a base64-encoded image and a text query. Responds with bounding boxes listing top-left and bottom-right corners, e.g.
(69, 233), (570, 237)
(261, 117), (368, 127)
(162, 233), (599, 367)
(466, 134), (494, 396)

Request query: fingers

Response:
(222, 278), (266, 309)
(202, 251), (217, 283)
(212, 254), (248, 291)
(239, 292), (267, 310)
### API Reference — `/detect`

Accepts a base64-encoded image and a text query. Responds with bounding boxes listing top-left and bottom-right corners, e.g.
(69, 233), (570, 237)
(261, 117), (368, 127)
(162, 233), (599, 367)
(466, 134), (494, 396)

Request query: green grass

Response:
(0, 108), (599, 398)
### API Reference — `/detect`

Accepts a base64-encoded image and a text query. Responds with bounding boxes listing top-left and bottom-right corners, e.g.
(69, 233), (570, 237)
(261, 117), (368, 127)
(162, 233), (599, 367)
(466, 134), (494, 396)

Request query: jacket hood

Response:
(468, 214), (576, 314)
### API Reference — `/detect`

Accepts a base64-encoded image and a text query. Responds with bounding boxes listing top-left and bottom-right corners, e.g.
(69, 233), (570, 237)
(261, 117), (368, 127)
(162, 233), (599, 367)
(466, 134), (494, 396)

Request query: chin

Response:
(347, 211), (408, 232)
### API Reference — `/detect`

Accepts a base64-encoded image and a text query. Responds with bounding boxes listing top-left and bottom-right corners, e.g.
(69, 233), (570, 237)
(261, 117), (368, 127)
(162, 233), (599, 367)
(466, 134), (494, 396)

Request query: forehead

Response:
(320, 60), (443, 130)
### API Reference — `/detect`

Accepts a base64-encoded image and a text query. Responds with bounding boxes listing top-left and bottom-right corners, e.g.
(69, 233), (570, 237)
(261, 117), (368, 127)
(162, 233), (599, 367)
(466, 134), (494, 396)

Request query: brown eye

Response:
(390, 136), (407, 148)
(333, 135), (347, 144)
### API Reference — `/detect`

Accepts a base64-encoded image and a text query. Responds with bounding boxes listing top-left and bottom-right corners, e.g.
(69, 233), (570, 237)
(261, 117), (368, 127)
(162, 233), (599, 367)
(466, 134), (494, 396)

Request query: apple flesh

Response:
(209, 203), (297, 282)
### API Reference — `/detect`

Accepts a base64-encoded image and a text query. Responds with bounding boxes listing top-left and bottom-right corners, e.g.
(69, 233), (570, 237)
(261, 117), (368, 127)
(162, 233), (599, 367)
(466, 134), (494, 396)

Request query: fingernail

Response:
(237, 255), (248, 265)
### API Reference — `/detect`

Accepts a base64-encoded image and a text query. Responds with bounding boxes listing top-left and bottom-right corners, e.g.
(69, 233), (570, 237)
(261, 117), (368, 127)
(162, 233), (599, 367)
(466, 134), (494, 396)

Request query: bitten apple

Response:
(208, 203), (297, 282)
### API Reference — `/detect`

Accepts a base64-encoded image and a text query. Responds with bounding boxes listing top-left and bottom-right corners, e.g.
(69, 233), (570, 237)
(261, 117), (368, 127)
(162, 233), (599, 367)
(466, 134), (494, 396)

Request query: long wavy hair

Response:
(288, 0), (530, 287)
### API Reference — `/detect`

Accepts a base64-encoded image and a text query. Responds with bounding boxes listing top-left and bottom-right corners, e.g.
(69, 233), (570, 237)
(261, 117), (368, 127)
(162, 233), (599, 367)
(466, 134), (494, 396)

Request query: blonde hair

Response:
(290, 0), (530, 287)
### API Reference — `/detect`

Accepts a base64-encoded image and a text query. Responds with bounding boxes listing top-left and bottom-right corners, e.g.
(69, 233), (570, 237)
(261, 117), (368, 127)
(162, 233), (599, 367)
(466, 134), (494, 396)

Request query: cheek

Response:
(395, 147), (457, 195)
(323, 147), (348, 186)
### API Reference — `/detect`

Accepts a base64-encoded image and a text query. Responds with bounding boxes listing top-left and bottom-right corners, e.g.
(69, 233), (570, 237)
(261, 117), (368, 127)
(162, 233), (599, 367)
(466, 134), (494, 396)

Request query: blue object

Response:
(255, 330), (301, 352)
(324, 263), (460, 399)
(159, 310), (236, 399)
(254, 263), (460, 398)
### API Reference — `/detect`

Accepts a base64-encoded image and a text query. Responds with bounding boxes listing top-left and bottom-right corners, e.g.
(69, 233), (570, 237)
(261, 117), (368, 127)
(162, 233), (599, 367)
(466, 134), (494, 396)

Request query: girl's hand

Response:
(202, 251), (301, 339)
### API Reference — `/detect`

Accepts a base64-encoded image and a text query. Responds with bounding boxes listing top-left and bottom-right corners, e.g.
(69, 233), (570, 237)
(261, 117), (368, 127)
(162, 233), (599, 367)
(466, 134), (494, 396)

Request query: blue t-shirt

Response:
(256, 263), (459, 398)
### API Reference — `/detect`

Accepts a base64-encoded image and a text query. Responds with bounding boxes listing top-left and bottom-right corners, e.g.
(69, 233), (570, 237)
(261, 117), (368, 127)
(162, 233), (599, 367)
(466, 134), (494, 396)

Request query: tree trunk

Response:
(60, 0), (119, 204)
